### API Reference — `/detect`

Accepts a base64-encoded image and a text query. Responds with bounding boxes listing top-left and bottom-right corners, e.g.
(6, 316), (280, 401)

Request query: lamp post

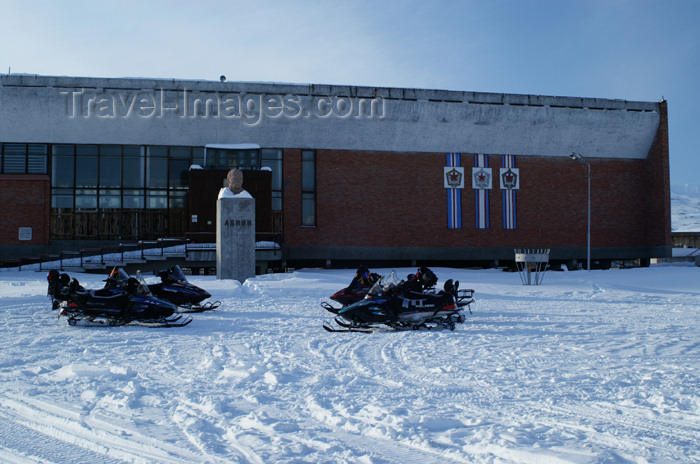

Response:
(569, 153), (591, 271)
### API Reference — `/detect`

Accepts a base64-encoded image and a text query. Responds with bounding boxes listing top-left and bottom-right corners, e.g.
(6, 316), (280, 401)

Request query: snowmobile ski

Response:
(322, 321), (377, 333)
(320, 301), (342, 314)
(175, 300), (221, 313)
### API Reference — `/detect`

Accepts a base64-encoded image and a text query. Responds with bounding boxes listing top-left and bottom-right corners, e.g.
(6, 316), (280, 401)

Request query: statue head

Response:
(226, 168), (244, 194)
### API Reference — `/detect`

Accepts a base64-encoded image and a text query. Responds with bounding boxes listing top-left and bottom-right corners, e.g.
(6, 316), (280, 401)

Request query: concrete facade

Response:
(1, 74), (659, 159)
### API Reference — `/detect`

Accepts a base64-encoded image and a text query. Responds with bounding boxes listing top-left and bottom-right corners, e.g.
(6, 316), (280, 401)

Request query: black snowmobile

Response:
(147, 265), (220, 312)
(323, 271), (474, 333)
(322, 265), (382, 309)
(47, 267), (191, 327)
(321, 266), (439, 313)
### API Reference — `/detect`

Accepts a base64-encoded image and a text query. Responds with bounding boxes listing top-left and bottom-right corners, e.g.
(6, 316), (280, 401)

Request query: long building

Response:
(0, 74), (671, 269)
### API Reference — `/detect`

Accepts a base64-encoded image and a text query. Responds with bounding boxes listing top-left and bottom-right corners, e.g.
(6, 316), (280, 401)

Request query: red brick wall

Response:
(0, 175), (50, 246)
(643, 100), (672, 251)
(283, 145), (670, 252)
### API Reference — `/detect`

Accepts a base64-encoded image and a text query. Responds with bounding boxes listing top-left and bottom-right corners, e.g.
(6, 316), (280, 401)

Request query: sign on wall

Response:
(18, 227), (32, 241)
(499, 167), (520, 190)
(444, 166), (465, 189)
(472, 167), (493, 190)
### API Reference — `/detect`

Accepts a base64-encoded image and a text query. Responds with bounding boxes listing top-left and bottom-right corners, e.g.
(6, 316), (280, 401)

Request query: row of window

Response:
(0, 142), (310, 223)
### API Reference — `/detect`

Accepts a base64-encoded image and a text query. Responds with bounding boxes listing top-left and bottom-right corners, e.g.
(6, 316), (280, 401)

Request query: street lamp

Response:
(569, 152), (591, 271)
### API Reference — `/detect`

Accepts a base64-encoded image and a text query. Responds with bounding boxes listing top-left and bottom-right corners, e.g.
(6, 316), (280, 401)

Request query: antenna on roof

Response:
(220, 75), (226, 82)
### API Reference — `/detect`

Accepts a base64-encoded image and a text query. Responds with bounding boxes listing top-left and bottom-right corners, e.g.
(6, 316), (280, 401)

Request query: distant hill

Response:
(672, 185), (700, 232)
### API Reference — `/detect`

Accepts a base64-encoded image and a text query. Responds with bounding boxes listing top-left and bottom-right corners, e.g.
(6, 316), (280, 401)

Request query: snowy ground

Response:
(0, 264), (698, 463)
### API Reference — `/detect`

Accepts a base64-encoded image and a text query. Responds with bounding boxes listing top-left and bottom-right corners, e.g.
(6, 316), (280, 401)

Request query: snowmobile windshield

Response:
(105, 268), (131, 290)
(168, 265), (188, 283)
(134, 271), (153, 296)
(366, 271), (402, 297)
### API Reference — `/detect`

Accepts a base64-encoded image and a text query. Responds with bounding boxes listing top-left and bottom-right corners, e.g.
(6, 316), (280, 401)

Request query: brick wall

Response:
(283, 146), (669, 254)
(0, 175), (50, 246)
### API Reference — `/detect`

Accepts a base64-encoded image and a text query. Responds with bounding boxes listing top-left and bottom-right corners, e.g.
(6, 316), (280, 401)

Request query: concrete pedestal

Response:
(216, 189), (255, 282)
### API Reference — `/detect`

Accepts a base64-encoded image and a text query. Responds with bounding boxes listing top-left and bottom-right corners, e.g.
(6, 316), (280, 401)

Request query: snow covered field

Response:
(0, 264), (698, 463)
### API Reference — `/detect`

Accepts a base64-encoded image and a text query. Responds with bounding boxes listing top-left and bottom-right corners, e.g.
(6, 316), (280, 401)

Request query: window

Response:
(301, 150), (316, 226)
(27, 144), (48, 173)
(75, 145), (98, 188)
(147, 190), (168, 209)
(52, 145), (75, 188)
(147, 146), (168, 188)
(204, 147), (260, 170)
(99, 189), (121, 208)
(100, 145), (122, 188)
(51, 145), (75, 207)
(169, 147), (191, 189)
(52, 188), (73, 208)
(192, 147), (205, 167)
(262, 148), (283, 210)
(169, 190), (187, 209)
(1, 143), (48, 174)
(123, 189), (145, 208)
(123, 146), (145, 189)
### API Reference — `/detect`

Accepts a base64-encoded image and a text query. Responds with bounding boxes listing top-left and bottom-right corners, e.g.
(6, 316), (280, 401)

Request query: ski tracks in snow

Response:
(0, 267), (698, 462)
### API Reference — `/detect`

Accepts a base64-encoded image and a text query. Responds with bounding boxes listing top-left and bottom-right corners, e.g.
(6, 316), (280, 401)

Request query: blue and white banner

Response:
(446, 153), (462, 229)
(473, 154), (490, 229)
(501, 155), (518, 229)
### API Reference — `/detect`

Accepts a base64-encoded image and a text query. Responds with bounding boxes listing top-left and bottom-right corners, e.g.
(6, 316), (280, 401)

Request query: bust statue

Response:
(226, 168), (244, 194)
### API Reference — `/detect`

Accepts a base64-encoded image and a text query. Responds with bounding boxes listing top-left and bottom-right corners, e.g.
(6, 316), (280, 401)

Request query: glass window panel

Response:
(302, 193), (316, 226)
(76, 156), (98, 188)
(52, 155), (74, 188)
(123, 146), (143, 157)
(169, 191), (187, 209)
(147, 147), (168, 188)
(100, 155), (121, 188)
(301, 150), (315, 192)
(100, 145), (121, 156)
(147, 157), (168, 188)
(75, 189), (97, 209)
(28, 155), (47, 173)
(4, 144), (26, 155)
(148, 146), (168, 157)
(262, 148), (282, 160)
(27, 144), (47, 155)
(271, 192), (282, 211)
(123, 156), (144, 188)
(170, 147), (190, 159)
(192, 147), (204, 167)
(4, 155), (26, 173)
(51, 189), (74, 208)
(123, 190), (144, 209)
(99, 189), (121, 208)
(53, 145), (75, 156)
(262, 149), (283, 191)
(147, 190), (167, 209)
(169, 158), (189, 188)
(76, 145), (98, 156)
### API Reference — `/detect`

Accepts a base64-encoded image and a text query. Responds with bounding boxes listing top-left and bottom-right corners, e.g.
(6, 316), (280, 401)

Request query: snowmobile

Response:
(47, 267), (191, 327)
(323, 271), (474, 332)
(322, 265), (382, 309)
(321, 266), (439, 313)
(147, 265), (220, 312)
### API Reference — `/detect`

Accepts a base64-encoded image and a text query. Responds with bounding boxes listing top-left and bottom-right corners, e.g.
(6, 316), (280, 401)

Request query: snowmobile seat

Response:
(68, 278), (85, 295)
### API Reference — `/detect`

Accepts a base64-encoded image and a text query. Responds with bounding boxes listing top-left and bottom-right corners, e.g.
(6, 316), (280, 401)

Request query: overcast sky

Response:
(1, 0), (698, 186)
